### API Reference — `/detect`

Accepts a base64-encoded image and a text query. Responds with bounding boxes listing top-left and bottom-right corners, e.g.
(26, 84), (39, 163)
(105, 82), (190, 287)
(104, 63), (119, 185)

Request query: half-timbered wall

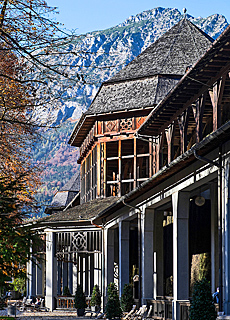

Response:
(80, 136), (153, 203)
(78, 116), (147, 163)
(80, 69), (230, 204)
(81, 146), (97, 203)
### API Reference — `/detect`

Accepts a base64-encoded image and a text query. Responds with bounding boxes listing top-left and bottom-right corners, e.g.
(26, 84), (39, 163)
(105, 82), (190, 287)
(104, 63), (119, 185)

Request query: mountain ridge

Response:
(33, 7), (228, 217)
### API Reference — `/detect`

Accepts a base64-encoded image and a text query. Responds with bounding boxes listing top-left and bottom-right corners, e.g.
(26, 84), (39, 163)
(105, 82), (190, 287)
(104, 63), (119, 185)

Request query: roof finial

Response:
(183, 8), (187, 19)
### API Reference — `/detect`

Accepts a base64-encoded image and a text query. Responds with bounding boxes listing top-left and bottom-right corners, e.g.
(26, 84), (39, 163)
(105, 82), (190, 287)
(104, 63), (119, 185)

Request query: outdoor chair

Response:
(123, 305), (137, 320)
(143, 305), (152, 320)
(132, 305), (148, 320)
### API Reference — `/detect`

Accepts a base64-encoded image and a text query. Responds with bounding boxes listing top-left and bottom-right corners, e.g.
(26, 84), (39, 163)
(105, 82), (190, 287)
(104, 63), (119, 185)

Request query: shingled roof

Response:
(85, 18), (213, 116)
(47, 172), (80, 211)
(108, 18), (213, 83)
(40, 197), (120, 226)
(69, 18), (213, 147)
(85, 76), (180, 115)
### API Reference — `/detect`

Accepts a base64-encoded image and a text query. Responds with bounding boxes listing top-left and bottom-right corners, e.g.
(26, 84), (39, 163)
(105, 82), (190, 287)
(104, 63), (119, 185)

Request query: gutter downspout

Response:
(122, 200), (142, 304)
(193, 148), (223, 312)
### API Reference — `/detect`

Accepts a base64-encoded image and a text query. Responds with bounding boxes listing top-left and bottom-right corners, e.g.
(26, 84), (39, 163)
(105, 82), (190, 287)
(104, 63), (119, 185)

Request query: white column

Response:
(104, 228), (114, 294)
(172, 191), (190, 320)
(73, 263), (78, 294)
(141, 208), (154, 303)
(119, 221), (129, 297)
(36, 258), (45, 296)
(27, 257), (36, 298)
(210, 183), (218, 293)
(46, 231), (57, 311)
(153, 211), (164, 298)
(57, 261), (62, 295)
(223, 160), (230, 314)
(62, 262), (68, 291)
(68, 262), (73, 295)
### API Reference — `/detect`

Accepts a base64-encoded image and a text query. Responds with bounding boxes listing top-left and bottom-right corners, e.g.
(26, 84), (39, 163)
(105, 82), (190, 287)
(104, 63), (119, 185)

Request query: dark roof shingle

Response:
(42, 196), (120, 224)
(108, 19), (213, 83)
(86, 76), (180, 115)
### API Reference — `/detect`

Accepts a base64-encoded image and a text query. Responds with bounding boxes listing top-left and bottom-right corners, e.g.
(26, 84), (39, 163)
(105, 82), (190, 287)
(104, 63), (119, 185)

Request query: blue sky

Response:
(47, 0), (229, 34)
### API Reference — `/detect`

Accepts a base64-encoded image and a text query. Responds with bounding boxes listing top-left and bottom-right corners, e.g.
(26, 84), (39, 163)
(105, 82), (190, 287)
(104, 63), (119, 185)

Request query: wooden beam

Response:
(97, 143), (101, 198)
(165, 122), (175, 164)
(103, 142), (107, 197)
(178, 107), (190, 154)
(118, 140), (122, 197)
(155, 134), (163, 172)
(90, 151), (93, 201)
(149, 139), (153, 177)
(84, 159), (87, 202)
(153, 63), (230, 135)
(134, 137), (137, 189)
(192, 93), (206, 143)
(209, 73), (227, 131)
(152, 139), (156, 175)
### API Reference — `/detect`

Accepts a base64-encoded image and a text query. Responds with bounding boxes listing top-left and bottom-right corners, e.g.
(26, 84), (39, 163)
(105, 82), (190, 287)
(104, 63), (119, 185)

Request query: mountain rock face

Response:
(34, 7), (228, 216)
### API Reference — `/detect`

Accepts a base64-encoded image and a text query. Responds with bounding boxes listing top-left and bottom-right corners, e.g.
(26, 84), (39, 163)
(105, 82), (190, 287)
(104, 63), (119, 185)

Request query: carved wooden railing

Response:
(79, 116), (147, 160)
(56, 297), (75, 309)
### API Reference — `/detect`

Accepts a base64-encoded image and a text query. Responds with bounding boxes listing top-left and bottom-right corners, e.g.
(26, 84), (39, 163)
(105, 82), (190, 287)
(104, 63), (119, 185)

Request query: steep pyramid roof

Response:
(108, 18), (213, 83)
(69, 18), (214, 147)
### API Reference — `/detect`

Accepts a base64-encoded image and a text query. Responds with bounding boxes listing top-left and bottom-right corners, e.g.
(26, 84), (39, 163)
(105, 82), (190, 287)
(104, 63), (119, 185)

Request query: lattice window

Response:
(56, 231), (102, 259)
(120, 118), (133, 131)
(72, 232), (87, 251)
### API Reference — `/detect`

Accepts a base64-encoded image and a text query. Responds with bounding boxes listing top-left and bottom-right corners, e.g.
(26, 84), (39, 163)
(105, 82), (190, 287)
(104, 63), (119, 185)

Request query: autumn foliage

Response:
(0, 0), (76, 286)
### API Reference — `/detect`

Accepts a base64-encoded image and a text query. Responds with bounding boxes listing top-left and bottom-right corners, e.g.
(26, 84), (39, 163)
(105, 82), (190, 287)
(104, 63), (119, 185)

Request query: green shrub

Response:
(105, 282), (122, 319)
(91, 284), (101, 307)
(74, 285), (87, 309)
(120, 283), (134, 312)
(63, 286), (72, 296)
(189, 278), (217, 320)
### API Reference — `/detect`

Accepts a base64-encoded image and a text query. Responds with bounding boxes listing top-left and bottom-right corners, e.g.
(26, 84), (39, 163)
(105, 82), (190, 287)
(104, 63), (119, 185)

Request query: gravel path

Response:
(0, 308), (97, 319)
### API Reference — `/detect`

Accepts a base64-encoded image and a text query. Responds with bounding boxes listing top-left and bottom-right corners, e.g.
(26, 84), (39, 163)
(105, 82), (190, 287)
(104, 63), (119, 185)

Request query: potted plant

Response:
(74, 285), (87, 316)
(121, 283), (134, 312)
(105, 282), (122, 319)
(190, 278), (217, 320)
(91, 284), (101, 312)
(63, 286), (72, 297)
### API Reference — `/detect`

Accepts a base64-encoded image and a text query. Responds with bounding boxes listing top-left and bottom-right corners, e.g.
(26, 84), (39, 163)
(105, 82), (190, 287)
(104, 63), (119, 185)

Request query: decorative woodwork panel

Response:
(72, 232), (87, 251)
(105, 120), (118, 132)
(120, 118), (133, 131)
(56, 231), (102, 260)
(136, 116), (147, 129)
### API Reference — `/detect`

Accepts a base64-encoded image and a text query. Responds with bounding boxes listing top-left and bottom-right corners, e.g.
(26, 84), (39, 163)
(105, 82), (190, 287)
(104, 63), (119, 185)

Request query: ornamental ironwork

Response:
(56, 231), (102, 259)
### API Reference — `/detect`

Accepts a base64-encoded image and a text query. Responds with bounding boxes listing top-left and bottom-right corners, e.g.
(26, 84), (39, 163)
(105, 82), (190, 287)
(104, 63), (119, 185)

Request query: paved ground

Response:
(0, 308), (99, 319)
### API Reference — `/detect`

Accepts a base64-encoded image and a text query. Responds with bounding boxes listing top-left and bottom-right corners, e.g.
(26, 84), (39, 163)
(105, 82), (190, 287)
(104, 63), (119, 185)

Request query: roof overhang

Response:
(94, 120), (230, 221)
(138, 24), (230, 136)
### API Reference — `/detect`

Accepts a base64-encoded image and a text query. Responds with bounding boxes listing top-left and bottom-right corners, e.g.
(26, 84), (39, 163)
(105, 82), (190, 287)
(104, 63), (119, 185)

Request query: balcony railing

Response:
(55, 296), (92, 310)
